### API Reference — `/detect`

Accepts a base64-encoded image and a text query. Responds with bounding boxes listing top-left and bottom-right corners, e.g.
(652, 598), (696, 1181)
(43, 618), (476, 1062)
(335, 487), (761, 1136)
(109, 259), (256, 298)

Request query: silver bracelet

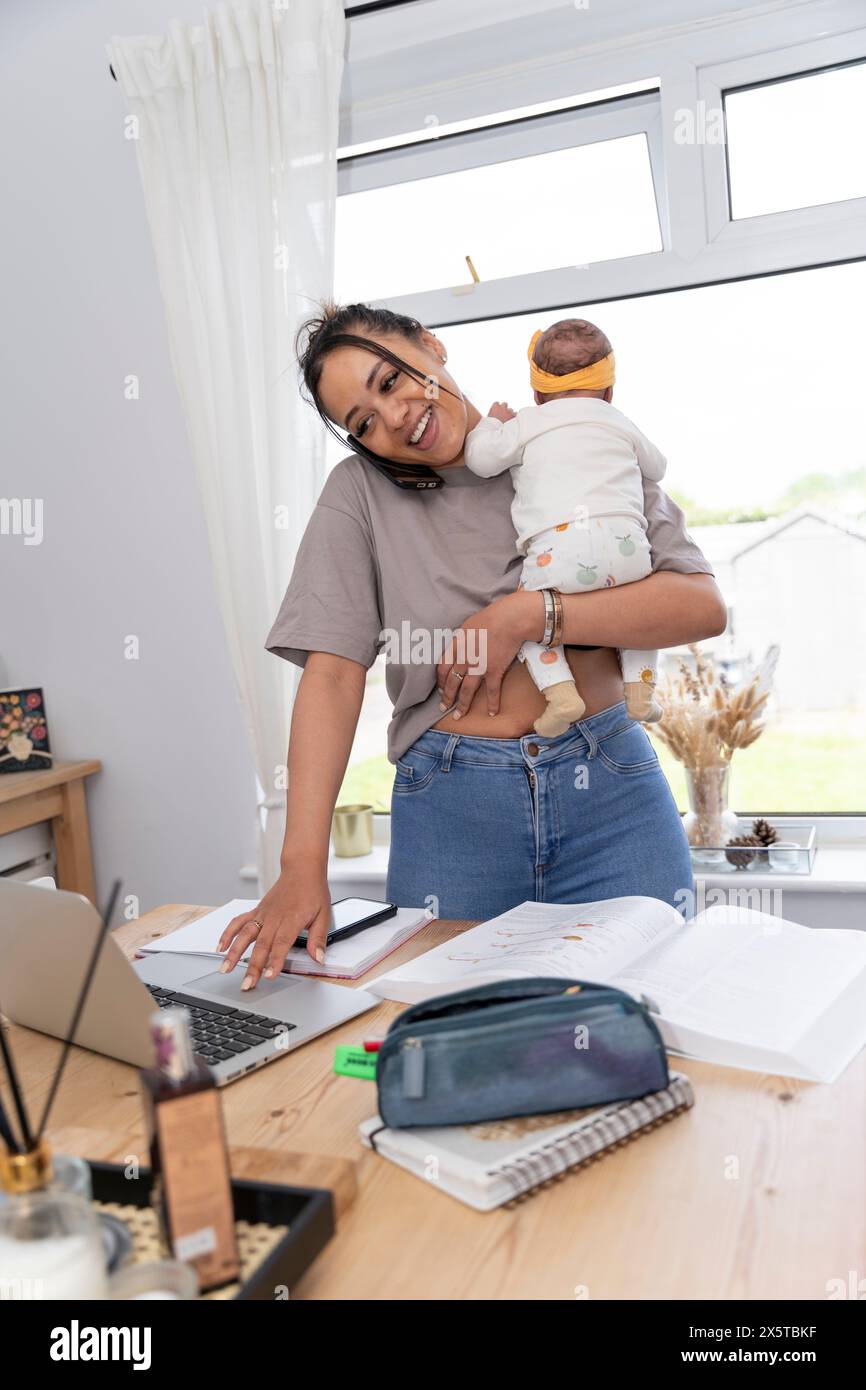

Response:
(541, 588), (556, 646)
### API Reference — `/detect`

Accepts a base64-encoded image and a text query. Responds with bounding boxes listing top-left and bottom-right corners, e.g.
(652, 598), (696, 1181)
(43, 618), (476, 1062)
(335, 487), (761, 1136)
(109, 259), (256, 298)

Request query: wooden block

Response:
(230, 1145), (358, 1222)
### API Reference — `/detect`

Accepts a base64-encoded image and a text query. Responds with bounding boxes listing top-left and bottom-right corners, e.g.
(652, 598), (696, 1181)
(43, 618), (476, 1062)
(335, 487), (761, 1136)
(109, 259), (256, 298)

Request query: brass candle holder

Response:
(331, 804), (374, 858)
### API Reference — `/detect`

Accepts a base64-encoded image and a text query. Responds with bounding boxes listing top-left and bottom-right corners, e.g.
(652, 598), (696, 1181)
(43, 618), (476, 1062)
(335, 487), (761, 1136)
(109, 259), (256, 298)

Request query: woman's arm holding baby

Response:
(516, 572), (727, 649)
(436, 573), (726, 717)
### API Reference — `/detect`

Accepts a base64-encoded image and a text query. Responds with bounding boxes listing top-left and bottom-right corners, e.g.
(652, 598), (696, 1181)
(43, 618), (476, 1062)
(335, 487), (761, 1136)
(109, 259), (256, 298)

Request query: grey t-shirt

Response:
(265, 455), (713, 762)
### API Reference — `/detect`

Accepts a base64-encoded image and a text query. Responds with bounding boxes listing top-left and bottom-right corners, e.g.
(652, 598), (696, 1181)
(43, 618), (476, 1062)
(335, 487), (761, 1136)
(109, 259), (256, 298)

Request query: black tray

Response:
(89, 1161), (334, 1300)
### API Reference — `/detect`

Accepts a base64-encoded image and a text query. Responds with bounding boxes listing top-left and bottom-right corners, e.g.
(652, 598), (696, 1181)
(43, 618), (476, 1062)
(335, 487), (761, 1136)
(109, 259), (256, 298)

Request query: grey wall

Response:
(0, 0), (258, 913)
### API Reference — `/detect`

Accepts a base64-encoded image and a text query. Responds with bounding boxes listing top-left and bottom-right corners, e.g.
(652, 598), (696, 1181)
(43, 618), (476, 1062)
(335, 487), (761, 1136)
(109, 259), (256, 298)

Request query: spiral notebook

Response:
(359, 1072), (694, 1212)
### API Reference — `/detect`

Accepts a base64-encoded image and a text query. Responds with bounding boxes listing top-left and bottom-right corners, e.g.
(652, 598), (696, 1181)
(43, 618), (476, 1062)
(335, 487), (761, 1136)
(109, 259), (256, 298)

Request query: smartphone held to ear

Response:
(296, 898), (397, 949)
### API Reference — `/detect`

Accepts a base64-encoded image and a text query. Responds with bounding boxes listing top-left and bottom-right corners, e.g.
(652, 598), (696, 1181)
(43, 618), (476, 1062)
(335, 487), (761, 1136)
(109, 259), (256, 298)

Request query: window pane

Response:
(339, 656), (393, 813)
(335, 133), (661, 302)
(726, 62), (866, 219)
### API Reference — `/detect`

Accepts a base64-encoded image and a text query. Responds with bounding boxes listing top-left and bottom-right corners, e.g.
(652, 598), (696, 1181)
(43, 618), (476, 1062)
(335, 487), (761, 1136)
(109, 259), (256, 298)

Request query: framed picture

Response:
(0, 688), (52, 773)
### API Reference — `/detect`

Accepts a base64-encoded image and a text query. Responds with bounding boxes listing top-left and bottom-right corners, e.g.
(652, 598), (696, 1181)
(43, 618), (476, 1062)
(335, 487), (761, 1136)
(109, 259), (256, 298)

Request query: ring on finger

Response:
(248, 918), (264, 932)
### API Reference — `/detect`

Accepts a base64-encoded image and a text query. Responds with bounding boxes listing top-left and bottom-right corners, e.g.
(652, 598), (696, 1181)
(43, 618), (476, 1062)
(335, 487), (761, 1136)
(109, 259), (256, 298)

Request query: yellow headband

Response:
(527, 329), (616, 394)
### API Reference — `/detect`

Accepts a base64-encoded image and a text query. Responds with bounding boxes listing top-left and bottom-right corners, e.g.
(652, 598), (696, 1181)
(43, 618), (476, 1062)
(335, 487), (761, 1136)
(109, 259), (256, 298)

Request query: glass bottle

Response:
(140, 1007), (239, 1292)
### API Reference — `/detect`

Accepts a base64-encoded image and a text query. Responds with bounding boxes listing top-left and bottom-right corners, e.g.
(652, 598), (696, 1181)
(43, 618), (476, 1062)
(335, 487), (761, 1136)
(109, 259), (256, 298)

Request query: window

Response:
(341, 260), (866, 813)
(337, 134), (661, 303)
(336, 90), (663, 304)
(725, 61), (866, 220)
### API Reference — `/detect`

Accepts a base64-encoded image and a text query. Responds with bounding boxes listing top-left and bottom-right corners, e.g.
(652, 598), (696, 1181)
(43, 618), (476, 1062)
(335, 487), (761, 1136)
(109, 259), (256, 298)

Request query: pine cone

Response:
(751, 818), (778, 847)
(725, 834), (762, 869)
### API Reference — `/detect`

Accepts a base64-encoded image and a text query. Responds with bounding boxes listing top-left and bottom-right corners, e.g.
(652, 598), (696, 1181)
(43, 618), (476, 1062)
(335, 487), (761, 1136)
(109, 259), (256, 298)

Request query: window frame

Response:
(337, 89), (665, 303)
(338, 88), (663, 197)
(700, 33), (866, 244)
(338, 3), (866, 329)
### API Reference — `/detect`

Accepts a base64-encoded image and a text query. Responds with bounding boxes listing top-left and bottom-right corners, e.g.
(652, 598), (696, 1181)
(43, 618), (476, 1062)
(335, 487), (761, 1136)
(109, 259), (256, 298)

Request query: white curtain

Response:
(107, 0), (345, 890)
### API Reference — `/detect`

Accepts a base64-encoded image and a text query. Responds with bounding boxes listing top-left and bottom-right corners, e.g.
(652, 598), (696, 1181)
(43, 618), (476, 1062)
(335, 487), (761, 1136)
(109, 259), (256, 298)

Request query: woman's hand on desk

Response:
(436, 590), (542, 718)
(217, 861), (331, 989)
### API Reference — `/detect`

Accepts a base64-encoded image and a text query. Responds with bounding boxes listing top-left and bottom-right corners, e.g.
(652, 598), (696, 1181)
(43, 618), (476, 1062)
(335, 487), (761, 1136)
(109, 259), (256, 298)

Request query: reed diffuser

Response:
(650, 645), (777, 861)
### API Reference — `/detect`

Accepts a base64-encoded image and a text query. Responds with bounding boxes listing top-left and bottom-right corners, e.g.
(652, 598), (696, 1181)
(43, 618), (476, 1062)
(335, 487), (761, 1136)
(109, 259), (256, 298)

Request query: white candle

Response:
(0, 1231), (108, 1300)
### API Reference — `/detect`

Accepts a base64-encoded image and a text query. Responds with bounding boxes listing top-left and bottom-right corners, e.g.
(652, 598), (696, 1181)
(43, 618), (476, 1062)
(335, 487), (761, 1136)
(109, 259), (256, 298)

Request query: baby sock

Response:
(623, 680), (663, 723)
(534, 680), (586, 738)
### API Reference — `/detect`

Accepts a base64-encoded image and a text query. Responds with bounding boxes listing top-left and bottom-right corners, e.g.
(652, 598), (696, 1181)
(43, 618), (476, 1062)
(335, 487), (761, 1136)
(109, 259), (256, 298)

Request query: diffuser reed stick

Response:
(0, 1018), (33, 1151)
(0, 1092), (20, 1154)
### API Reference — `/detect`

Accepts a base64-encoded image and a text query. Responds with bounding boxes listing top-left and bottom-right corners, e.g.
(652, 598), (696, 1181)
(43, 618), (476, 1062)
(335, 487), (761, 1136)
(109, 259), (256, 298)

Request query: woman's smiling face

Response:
(316, 328), (477, 469)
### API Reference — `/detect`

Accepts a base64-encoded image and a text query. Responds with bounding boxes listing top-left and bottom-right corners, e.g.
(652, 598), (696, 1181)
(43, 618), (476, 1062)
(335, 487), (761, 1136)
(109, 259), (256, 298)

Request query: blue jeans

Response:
(386, 701), (693, 920)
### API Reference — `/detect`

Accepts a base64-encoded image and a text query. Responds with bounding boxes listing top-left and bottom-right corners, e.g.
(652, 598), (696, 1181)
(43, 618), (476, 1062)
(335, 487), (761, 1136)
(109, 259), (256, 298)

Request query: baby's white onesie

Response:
(464, 397), (667, 697)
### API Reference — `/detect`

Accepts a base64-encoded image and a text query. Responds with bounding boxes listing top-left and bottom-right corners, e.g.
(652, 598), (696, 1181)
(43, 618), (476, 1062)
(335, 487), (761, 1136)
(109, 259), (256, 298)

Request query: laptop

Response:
(0, 880), (377, 1086)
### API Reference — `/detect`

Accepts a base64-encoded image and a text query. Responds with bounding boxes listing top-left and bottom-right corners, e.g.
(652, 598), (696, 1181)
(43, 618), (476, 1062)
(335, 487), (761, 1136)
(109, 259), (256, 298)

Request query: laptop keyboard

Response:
(146, 986), (296, 1068)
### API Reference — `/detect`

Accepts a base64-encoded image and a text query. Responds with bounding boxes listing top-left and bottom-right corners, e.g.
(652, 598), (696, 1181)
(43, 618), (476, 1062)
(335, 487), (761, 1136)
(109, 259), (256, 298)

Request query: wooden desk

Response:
(0, 759), (101, 903)
(12, 903), (866, 1300)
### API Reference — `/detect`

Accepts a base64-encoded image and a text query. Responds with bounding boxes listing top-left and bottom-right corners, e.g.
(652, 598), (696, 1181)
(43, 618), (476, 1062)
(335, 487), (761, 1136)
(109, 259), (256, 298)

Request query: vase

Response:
(682, 765), (740, 866)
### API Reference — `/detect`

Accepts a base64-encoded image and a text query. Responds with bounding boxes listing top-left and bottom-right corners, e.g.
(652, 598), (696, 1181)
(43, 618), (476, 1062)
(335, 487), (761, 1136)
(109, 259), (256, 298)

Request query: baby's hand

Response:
(488, 401), (516, 423)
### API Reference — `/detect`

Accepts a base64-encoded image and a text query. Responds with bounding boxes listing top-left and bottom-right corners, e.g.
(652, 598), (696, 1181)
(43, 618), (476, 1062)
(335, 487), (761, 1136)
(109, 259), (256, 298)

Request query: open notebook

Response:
(360, 1072), (694, 1212)
(368, 897), (866, 1083)
(138, 899), (431, 980)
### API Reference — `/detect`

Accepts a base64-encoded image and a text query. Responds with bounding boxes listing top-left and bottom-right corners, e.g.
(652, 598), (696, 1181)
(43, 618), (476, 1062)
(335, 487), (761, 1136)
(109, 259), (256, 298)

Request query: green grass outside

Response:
(340, 712), (865, 816)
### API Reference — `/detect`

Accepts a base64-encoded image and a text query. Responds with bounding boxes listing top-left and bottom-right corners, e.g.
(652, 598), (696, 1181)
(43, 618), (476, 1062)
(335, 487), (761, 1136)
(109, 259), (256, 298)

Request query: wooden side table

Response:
(0, 759), (101, 903)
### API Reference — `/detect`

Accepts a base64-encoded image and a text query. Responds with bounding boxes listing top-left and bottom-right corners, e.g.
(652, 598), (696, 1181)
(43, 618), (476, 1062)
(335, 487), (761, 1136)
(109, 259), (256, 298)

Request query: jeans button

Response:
(526, 742), (539, 757)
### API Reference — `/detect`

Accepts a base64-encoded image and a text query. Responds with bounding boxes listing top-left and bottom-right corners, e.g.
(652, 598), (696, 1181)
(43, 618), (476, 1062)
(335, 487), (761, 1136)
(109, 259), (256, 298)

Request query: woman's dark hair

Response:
(295, 302), (460, 489)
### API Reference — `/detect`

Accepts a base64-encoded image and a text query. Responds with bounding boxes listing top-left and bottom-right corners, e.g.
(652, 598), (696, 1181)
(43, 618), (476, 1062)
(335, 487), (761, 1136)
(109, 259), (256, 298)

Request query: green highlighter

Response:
(333, 1045), (378, 1081)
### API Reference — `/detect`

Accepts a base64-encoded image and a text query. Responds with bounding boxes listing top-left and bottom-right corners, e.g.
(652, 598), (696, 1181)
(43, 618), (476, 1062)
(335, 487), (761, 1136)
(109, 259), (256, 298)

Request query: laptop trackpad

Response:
(184, 969), (302, 1011)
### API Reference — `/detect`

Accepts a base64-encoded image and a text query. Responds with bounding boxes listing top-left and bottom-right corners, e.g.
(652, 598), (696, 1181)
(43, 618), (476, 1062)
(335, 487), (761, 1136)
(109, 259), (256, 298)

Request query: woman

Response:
(219, 303), (726, 988)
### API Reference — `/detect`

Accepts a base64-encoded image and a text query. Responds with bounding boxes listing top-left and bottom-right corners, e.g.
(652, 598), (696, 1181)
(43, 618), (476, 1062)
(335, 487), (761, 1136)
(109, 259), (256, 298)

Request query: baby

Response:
(465, 318), (665, 738)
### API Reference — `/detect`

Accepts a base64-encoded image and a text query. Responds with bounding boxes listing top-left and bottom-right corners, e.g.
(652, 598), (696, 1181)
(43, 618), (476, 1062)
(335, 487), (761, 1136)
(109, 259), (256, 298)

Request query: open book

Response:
(368, 897), (866, 1083)
(138, 899), (431, 981)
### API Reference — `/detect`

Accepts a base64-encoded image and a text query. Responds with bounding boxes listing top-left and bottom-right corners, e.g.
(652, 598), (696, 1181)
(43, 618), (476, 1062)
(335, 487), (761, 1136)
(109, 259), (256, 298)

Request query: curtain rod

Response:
(109, 0), (426, 74)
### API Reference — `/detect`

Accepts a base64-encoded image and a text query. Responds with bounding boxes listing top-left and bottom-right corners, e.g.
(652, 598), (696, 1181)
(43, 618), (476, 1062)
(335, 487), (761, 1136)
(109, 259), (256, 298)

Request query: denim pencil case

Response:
(375, 977), (669, 1129)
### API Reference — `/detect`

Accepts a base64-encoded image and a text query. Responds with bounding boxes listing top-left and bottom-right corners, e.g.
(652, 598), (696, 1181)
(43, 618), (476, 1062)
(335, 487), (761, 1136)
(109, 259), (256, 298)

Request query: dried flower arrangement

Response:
(650, 644), (779, 849)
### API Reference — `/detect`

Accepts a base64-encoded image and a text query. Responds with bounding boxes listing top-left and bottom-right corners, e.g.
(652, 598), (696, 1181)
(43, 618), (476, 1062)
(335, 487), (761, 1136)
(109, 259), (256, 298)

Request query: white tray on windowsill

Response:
(690, 821), (816, 875)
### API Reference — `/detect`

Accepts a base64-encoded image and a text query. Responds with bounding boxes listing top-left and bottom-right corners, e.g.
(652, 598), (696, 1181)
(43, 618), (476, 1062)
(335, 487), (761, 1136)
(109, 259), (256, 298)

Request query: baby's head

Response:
(529, 318), (614, 405)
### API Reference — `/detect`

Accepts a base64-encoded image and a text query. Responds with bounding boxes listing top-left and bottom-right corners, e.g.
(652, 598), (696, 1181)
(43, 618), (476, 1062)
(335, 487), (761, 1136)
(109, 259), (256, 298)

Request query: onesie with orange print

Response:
(464, 318), (666, 737)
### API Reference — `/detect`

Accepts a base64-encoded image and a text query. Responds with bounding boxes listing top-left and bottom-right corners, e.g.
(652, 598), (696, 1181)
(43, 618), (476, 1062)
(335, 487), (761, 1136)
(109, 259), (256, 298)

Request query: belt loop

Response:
(578, 720), (598, 760)
(441, 733), (460, 773)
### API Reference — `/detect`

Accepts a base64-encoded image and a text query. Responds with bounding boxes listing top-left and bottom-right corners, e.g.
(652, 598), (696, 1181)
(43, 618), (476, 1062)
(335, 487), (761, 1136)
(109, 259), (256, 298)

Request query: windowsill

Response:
(328, 843), (391, 884)
(693, 844), (866, 893)
(326, 841), (866, 894)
